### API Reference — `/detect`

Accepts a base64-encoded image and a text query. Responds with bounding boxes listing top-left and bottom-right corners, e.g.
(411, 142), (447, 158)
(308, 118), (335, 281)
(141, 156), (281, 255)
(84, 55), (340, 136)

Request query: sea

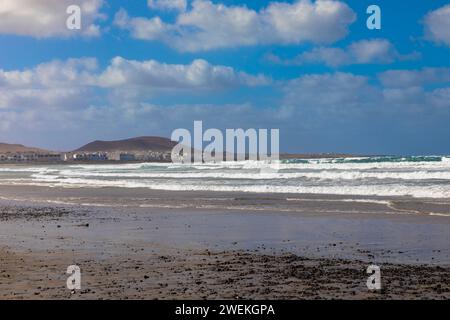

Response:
(1, 155), (450, 199)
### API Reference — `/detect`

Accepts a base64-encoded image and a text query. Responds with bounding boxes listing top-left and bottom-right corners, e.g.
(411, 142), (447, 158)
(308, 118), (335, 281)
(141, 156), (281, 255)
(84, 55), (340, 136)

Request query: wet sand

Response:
(0, 185), (449, 299)
(1, 245), (450, 300)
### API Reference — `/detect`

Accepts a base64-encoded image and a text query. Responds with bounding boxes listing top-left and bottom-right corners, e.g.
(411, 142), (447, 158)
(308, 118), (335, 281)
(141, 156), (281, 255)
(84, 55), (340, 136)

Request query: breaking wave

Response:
(1, 155), (450, 199)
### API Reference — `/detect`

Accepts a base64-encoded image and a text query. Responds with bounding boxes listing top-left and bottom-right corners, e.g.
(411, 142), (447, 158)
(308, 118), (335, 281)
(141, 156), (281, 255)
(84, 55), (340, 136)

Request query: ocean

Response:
(1, 155), (450, 199)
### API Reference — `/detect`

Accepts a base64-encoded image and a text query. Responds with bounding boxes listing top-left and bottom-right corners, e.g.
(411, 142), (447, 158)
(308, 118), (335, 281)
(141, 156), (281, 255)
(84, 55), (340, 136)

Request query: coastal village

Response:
(0, 150), (172, 163)
(0, 137), (174, 163)
(63, 150), (172, 162)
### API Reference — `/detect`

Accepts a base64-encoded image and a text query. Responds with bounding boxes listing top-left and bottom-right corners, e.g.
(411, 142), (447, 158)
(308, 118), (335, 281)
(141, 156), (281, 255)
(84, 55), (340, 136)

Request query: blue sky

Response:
(1, 0), (450, 154)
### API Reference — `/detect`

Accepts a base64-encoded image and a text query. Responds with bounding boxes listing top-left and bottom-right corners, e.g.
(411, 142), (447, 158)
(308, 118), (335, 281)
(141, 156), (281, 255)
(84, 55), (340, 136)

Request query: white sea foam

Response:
(1, 156), (450, 199)
(29, 168), (450, 181)
(10, 176), (450, 198)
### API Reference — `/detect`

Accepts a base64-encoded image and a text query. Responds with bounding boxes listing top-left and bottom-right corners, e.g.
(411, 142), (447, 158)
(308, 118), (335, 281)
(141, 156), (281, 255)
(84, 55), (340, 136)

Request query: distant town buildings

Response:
(62, 151), (172, 163)
(0, 136), (177, 164)
(0, 150), (172, 163)
(0, 152), (61, 163)
(71, 152), (108, 161)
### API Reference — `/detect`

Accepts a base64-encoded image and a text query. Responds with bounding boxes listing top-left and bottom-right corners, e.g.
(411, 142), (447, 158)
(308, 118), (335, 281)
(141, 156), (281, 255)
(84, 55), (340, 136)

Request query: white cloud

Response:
(0, 0), (105, 38)
(270, 71), (450, 153)
(283, 72), (381, 113)
(148, 0), (187, 12)
(349, 39), (398, 63)
(2, 61), (450, 153)
(0, 56), (270, 114)
(114, 9), (168, 41)
(0, 56), (267, 92)
(378, 68), (450, 88)
(115, 0), (356, 52)
(0, 58), (99, 114)
(0, 56), (272, 147)
(429, 87), (450, 109)
(97, 57), (271, 90)
(2, 53), (450, 153)
(290, 47), (349, 67)
(424, 4), (450, 46)
(382, 87), (426, 106)
(0, 58), (98, 89)
(271, 39), (419, 67)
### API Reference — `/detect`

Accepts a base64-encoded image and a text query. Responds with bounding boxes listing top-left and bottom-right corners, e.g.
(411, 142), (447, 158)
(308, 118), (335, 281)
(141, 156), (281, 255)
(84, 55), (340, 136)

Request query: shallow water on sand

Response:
(0, 190), (449, 265)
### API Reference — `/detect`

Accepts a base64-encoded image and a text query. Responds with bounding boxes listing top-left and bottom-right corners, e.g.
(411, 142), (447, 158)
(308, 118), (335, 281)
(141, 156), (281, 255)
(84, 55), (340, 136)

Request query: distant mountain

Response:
(74, 136), (177, 152)
(0, 143), (48, 153)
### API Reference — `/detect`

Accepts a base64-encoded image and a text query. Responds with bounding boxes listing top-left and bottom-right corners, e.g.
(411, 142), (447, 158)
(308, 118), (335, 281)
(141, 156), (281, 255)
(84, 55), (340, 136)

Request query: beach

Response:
(0, 182), (449, 299)
(1, 158), (450, 299)
(2, 0), (450, 304)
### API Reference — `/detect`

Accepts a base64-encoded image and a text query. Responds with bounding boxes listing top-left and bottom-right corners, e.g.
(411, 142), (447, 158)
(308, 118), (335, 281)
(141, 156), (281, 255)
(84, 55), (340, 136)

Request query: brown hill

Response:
(0, 143), (48, 153)
(75, 136), (177, 152)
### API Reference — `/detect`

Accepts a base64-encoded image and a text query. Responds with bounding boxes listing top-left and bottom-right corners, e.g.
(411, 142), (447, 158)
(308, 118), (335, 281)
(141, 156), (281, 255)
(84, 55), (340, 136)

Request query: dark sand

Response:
(2, 245), (449, 300)
(0, 185), (449, 299)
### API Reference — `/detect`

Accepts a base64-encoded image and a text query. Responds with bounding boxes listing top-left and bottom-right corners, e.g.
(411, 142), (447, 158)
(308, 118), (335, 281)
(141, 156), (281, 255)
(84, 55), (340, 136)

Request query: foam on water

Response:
(27, 169), (450, 181)
(1, 155), (450, 199)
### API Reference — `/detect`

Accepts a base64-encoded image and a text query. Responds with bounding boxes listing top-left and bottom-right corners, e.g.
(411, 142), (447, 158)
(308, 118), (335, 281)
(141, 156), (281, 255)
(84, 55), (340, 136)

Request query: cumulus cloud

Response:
(283, 72), (382, 115)
(0, 56), (267, 91)
(424, 4), (450, 46)
(114, 9), (167, 41)
(115, 0), (356, 52)
(2, 58), (450, 153)
(429, 87), (450, 109)
(0, 58), (99, 112)
(98, 57), (270, 90)
(0, 56), (270, 126)
(0, 56), (272, 148)
(278, 70), (450, 129)
(378, 68), (450, 88)
(269, 39), (419, 67)
(0, 0), (105, 38)
(148, 0), (187, 12)
(0, 60), (98, 136)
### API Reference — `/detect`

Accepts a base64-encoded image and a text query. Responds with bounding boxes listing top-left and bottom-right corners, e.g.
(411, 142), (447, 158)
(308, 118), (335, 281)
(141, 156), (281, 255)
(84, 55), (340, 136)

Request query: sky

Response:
(0, 0), (450, 154)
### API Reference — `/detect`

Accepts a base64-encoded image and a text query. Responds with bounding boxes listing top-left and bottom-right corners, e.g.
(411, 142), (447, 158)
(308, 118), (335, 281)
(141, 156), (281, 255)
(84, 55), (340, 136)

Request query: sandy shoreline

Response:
(0, 189), (449, 299)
